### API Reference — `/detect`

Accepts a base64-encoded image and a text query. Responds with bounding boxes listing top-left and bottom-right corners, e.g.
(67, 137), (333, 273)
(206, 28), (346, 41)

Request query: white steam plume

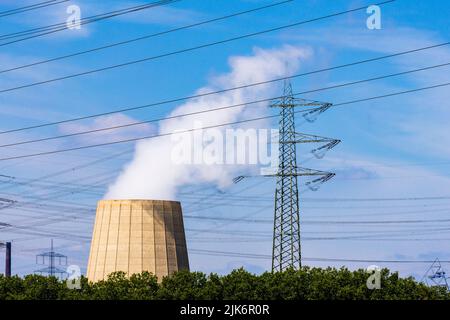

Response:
(105, 45), (311, 200)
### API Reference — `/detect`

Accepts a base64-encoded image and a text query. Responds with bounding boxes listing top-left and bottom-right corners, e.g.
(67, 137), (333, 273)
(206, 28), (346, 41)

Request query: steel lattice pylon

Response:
(35, 239), (68, 278)
(270, 82), (338, 272)
(422, 258), (450, 291)
(272, 82), (300, 272)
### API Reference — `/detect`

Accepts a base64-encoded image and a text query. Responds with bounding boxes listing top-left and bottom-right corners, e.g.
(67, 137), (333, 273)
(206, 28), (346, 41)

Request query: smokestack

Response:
(5, 242), (11, 277)
(87, 200), (189, 282)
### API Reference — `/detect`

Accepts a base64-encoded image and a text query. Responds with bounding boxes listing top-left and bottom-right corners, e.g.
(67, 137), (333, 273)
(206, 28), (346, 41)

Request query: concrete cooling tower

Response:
(87, 200), (189, 282)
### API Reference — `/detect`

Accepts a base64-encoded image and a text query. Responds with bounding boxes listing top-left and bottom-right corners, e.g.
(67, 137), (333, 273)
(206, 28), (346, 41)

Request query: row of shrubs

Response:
(0, 267), (448, 300)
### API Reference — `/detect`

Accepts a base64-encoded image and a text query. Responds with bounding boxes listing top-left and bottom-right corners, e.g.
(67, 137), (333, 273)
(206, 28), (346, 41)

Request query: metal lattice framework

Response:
(422, 258), (450, 290)
(269, 82), (338, 272)
(35, 239), (68, 277)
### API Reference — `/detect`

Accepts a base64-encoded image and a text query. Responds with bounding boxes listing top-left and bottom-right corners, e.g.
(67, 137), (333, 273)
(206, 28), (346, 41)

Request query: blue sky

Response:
(0, 0), (450, 281)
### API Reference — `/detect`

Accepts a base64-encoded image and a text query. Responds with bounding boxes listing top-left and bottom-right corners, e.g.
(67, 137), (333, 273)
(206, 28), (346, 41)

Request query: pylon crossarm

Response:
(277, 132), (340, 145)
(302, 104), (333, 123)
(35, 267), (67, 274)
(304, 167), (334, 182)
(305, 172), (335, 185)
(268, 173), (329, 177)
(232, 176), (246, 184)
(237, 167), (335, 182)
(311, 139), (341, 150)
(271, 94), (331, 107)
(311, 139), (341, 159)
(271, 100), (327, 108)
(264, 167), (335, 177)
(37, 252), (67, 258)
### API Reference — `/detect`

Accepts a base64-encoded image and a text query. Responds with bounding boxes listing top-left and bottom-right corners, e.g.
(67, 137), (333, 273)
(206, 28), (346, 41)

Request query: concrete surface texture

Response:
(87, 199), (189, 282)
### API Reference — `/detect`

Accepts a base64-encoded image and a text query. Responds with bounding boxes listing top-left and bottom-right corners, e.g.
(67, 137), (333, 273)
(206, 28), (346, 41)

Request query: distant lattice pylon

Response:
(422, 258), (450, 290)
(35, 239), (68, 278)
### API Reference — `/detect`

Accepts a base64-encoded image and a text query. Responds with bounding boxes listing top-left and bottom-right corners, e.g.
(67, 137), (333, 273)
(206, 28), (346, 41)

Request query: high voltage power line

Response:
(0, 0), (180, 46)
(0, 198), (93, 215)
(182, 215), (450, 225)
(5, 195), (446, 241)
(186, 229), (450, 240)
(178, 193), (450, 203)
(0, 81), (449, 161)
(189, 238), (450, 243)
(2, 176), (270, 230)
(182, 196), (450, 218)
(5, 182), (450, 235)
(0, 173), (109, 192)
(0, 0), (396, 94)
(5, 196), (450, 233)
(3, 171), (450, 221)
(1, 62), (449, 149)
(0, 175), (113, 214)
(4, 169), (448, 223)
(0, 41), (447, 135)
(0, 0), (70, 18)
(5, 222), (450, 245)
(0, 0), (178, 39)
(0, 151), (129, 217)
(4, 204), (450, 239)
(186, 203), (450, 218)
(188, 249), (450, 263)
(300, 196), (450, 202)
(5, 191), (450, 225)
(0, 0), (293, 74)
(0, 149), (132, 192)
(181, 192), (450, 202)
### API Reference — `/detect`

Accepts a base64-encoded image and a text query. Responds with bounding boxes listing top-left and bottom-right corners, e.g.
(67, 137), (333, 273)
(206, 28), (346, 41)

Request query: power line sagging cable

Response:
(189, 249), (450, 263)
(0, 0), (294, 74)
(1, 41), (447, 136)
(0, 0), (70, 18)
(0, 61), (448, 149)
(0, 0), (396, 93)
(0, 81), (449, 161)
(0, 0), (180, 46)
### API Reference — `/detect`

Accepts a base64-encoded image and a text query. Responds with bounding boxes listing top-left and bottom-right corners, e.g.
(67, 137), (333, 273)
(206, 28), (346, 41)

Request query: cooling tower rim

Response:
(98, 199), (181, 205)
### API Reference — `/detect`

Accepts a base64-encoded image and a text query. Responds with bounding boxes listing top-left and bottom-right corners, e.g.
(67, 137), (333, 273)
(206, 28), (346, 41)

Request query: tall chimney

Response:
(5, 242), (11, 277)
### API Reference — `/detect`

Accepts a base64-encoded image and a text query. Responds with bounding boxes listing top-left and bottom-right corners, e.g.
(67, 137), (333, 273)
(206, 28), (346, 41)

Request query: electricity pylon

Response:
(422, 258), (450, 290)
(269, 81), (339, 272)
(35, 239), (68, 278)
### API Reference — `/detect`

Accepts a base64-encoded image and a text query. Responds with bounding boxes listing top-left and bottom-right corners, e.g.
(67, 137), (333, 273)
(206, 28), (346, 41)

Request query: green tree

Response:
(0, 267), (448, 300)
(158, 270), (208, 300)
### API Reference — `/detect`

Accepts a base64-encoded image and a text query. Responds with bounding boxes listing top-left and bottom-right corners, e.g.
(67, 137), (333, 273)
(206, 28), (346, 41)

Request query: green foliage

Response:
(221, 268), (259, 300)
(0, 267), (448, 300)
(157, 271), (208, 300)
(89, 271), (158, 300)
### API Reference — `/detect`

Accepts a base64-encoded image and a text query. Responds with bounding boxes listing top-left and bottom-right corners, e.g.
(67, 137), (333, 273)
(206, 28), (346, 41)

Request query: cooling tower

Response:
(87, 200), (189, 282)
